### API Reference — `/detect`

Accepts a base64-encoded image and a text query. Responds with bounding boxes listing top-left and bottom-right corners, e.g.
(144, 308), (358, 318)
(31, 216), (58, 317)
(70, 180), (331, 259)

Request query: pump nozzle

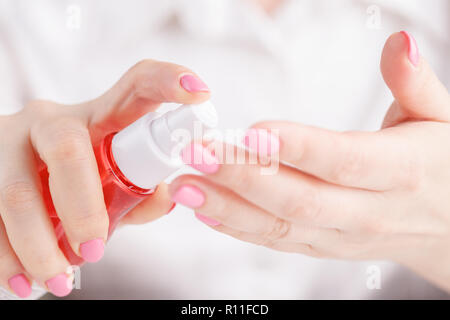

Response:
(166, 101), (218, 132)
(111, 101), (218, 189)
(150, 101), (218, 156)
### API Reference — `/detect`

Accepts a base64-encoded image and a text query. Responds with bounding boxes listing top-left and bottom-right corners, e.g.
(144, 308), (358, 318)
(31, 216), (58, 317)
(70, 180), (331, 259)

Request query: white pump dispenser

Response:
(111, 101), (218, 189)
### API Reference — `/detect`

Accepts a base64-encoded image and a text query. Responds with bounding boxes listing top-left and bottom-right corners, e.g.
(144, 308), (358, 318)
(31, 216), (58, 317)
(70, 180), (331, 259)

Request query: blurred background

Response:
(0, 0), (449, 299)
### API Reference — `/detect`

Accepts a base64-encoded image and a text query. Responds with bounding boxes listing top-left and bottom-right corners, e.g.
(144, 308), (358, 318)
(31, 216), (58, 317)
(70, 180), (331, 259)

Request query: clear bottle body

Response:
(39, 133), (154, 265)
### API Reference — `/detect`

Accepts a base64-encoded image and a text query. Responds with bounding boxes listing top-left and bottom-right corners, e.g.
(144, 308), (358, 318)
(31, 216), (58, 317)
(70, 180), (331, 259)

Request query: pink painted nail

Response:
(180, 74), (210, 93)
(80, 238), (104, 263)
(400, 31), (420, 67)
(46, 273), (72, 297)
(8, 274), (32, 298)
(171, 185), (205, 208)
(243, 128), (280, 156)
(195, 212), (221, 226)
(181, 143), (220, 174)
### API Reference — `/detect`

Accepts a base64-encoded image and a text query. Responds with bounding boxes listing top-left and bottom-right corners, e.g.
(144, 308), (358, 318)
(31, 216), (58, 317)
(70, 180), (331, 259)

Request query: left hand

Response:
(168, 32), (450, 291)
(0, 60), (209, 297)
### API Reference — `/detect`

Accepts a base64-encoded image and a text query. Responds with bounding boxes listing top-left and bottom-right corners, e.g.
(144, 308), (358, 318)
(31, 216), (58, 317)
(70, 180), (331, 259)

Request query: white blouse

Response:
(0, 0), (448, 299)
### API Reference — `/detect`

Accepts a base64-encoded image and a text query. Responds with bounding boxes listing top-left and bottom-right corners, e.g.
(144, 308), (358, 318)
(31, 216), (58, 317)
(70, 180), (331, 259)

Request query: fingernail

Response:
(181, 143), (220, 174)
(8, 274), (32, 298)
(80, 238), (104, 263)
(166, 202), (177, 215)
(195, 212), (221, 226)
(243, 128), (280, 156)
(180, 74), (210, 93)
(46, 273), (72, 297)
(171, 185), (205, 208)
(400, 31), (420, 67)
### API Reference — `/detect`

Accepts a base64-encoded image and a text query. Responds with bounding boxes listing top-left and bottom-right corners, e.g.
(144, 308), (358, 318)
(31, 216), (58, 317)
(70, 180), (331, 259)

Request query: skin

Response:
(169, 32), (450, 292)
(0, 60), (208, 294)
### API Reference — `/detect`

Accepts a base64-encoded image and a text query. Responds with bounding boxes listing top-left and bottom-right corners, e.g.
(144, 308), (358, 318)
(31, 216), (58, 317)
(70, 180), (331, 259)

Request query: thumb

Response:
(381, 31), (450, 127)
(83, 59), (211, 141)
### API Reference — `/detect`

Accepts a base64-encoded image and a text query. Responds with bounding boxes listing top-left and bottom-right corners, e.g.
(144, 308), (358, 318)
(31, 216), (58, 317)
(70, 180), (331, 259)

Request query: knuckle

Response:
(131, 60), (161, 86)
(43, 118), (91, 163)
(262, 218), (291, 245)
(131, 60), (186, 101)
(66, 206), (108, 231)
(64, 206), (109, 239)
(132, 59), (183, 76)
(282, 187), (321, 222)
(128, 60), (162, 98)
(0, 180), (39, 214)
(131, 59), (157, 73)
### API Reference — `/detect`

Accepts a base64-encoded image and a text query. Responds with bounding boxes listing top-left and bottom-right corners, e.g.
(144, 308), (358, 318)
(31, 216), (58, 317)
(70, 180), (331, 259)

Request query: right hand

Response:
(0, 60), (210, 297)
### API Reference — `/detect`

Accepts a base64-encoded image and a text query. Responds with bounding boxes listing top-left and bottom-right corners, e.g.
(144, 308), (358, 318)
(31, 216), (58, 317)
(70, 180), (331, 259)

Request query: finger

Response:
(169, 174), (344, 248)
(85, 59), (211, 139)
(180, 143), (377, 229)
(249, 123), (419, 191)
(170, 174), (291, 234)
(120, 183), (174, 225)
(31, 116), (108, 263)
(381, 31), (450, 126)
(0, 218), (32, 298)
(0, 144), (72, 297)
(209, 225), (323, 257)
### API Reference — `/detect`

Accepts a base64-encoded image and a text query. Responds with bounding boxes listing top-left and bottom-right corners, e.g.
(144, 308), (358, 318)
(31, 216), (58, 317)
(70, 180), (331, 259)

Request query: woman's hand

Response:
(0, 60), (210, 298)
(169, 32), (450, 291)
